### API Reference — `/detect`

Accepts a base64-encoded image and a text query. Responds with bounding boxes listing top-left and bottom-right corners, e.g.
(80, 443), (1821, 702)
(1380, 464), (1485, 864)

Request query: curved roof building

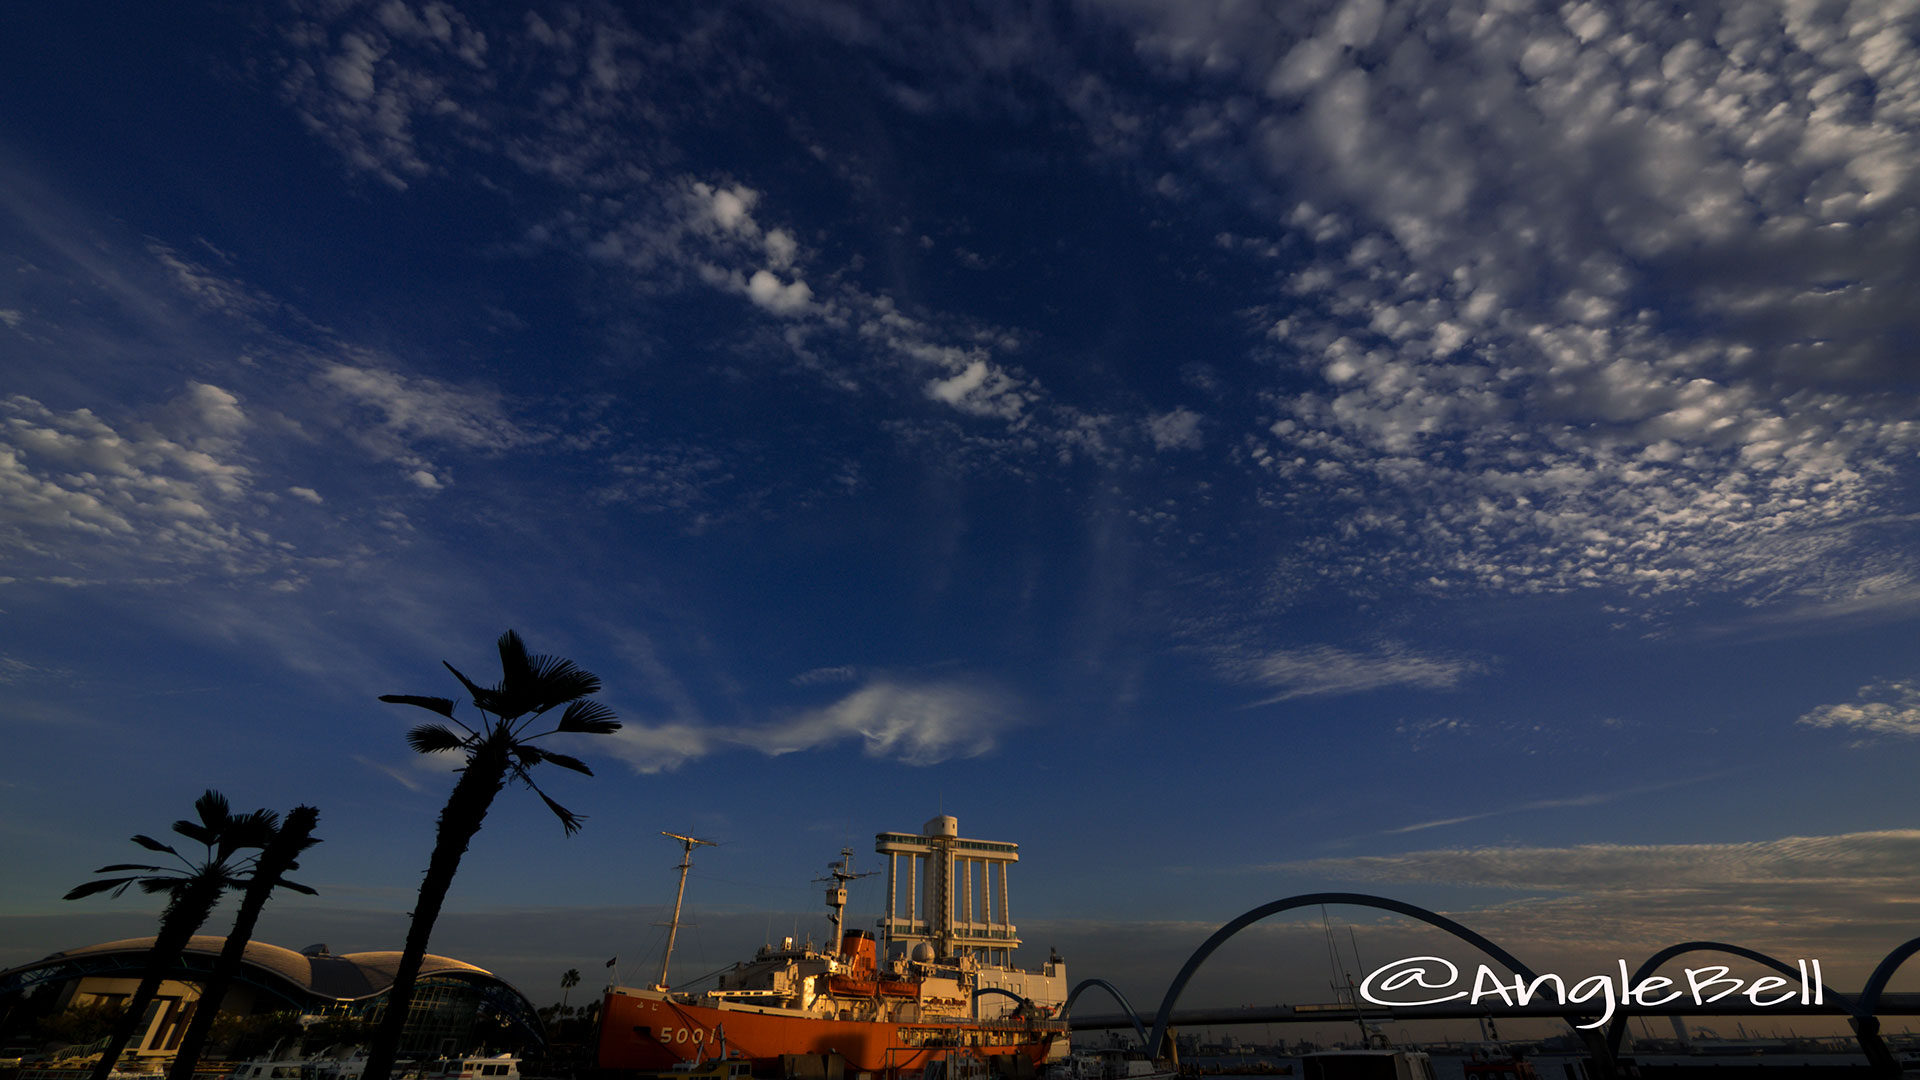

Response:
(0, 936), (543, 1058)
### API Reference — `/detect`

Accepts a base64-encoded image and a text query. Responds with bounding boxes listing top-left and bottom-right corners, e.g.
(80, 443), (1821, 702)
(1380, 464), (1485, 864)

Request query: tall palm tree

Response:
(165, 805), (321, 1080)
(66, 790), (277, 1080)
(560, 968), (581, 1011)
(360, 631), (621, 1080)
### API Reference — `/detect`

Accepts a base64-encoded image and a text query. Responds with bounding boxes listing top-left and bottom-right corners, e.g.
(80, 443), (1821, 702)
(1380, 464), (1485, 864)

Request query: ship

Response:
(596, 816), (1070, 1079)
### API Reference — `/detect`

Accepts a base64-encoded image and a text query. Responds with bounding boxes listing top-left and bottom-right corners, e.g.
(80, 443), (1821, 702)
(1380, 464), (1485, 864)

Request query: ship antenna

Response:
(656, 831), (717, 991)
(813, 847), (878, 955)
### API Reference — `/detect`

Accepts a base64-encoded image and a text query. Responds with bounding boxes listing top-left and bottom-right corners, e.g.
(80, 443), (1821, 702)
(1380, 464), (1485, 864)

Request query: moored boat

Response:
(596, 817), (1069, 1078)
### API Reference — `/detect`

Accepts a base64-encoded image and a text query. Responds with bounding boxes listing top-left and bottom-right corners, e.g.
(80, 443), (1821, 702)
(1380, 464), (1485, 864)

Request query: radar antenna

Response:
(656, 831), (717, 990)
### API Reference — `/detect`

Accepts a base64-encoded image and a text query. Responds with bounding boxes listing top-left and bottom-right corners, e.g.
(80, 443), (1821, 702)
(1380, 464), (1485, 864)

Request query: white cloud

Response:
(598, 721), (715, 775)
(592, 678), (1016, 774)
(288, 485), (324, 504)
(1216, 641), (1483, 703)
(1146, 407), (1204, 451)
(1073, 0), (1920, 606)
(749, 679), (1013, 765)
(278, 1), (491, 189)
(791, 664), (859, 686)
(745, 269), (814, 316)
(0, 387), (273, 580)
(317, 361), (530, 486)
(1798, 679), (1920, 740)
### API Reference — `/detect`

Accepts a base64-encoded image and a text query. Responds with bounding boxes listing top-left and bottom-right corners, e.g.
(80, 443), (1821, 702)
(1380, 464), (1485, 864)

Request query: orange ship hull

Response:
(596, 989), (1064, 1076)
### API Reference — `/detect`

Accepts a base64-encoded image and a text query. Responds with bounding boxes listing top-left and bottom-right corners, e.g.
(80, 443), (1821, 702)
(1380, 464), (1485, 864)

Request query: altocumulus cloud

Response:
(0, 385), (270, 582)
(1798, 679), (1920, 741)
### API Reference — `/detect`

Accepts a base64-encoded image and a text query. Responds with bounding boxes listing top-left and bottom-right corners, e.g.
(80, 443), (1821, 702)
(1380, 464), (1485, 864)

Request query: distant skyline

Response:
(4, 0), (1919, 1026)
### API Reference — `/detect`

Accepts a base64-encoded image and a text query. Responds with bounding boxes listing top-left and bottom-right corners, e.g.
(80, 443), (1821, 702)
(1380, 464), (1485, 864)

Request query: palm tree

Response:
(165, 805), (321, 1080)
(560, 968), (581, 1011)
(65, 790), (277, 1080)
(360, 630), (621, 1080)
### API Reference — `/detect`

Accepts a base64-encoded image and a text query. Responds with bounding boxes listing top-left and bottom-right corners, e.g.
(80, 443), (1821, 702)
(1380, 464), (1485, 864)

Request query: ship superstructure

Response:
(596, 816), (1068, 1077)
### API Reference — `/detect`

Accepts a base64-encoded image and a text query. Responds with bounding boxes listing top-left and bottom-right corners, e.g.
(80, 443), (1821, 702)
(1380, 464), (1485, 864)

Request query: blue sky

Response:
(5, 0), (1920, 1020)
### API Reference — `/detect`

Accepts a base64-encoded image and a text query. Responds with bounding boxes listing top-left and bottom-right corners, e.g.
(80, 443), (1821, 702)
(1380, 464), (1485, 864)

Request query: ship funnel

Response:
(840, 928), (877, 973)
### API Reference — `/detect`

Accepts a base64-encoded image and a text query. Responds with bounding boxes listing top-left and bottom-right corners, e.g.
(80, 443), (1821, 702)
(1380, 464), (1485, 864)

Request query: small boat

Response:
(418, 1056), (519, 1080)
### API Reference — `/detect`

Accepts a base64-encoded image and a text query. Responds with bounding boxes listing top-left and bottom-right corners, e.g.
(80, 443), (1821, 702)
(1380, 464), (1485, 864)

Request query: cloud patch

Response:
(1799, 679), (1920, 741)
(1216, 641), (1483, 703)
(751, 679), (1013, 765)
(595, 678), (1014, 773)
(0, 387), (266, 580)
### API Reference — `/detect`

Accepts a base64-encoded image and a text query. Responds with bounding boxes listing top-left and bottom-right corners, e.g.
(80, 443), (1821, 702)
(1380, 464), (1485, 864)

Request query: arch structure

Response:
(1057, 979), (1150, 1049)
(1144, 892), (1551, 1060)
(1860, 935), (1920, 1016)
(1606, 941), (1861, 1056)
(970, 986), (1041, 1020)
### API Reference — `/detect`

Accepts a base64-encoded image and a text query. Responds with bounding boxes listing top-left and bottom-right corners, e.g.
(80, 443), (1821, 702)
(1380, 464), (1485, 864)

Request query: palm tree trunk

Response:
(166, 808), (322, 1080)
(360, 747), (509, 1080)
(89, 883), (224, 1080)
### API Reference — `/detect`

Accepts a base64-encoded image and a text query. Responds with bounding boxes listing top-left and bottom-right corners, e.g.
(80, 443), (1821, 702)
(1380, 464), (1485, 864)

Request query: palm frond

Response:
(279, 880), (319, 896)
(139, 877), (183, 895)
(442, 661), (504, 715)
(553, 699), (620, 735)
(379, 694), (459, 717)
(513, 744), (545, 767)
(95, 863), (172, 874)
(129, 835), (180, 857)
(538, 751), (594, 776)
(191, 789), (234, 831)
(496, 630), (535, 688)
(218, 810), (279, 859)
(65, 877), (142, 900)
(407, 723), (468, 754)
(528, 659), (600, 709)
(536, 790), (586, 836)
(172, 819), (216, 846)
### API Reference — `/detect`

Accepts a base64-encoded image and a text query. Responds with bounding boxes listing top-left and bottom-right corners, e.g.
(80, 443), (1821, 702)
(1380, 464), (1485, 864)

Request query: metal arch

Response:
(1606, 941), (1861, 1056)
(1859, 935), (1920, 1016)
(1144, 892), (1545, 1065)
(971, 986), (1037, 1014)
(1058, 979), (1150, 1049)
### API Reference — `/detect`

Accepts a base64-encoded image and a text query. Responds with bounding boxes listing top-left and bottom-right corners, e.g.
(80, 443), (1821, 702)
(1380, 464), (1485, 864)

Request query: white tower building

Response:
(875, 815), (1021, 967)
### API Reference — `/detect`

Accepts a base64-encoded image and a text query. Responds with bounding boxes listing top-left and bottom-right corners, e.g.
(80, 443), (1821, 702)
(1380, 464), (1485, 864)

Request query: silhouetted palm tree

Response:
(165, 805), (321, 1080)
(560, 968), (581, 1011)
(66, 790), (276, 1080)
(360, 631), (621, 1080)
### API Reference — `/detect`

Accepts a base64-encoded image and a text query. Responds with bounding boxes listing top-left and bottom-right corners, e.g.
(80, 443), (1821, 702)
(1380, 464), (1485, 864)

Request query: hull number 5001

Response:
(658, 1028), (708, 1044)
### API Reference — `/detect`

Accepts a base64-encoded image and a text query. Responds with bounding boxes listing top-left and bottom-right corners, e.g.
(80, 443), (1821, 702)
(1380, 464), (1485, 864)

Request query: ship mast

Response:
(815, 848), (877, 954)
(655, 831), (716, 991)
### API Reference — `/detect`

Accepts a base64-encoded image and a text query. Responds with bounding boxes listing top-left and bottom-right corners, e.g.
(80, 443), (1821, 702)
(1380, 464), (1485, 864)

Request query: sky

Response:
(4, 0), (1920, 1036)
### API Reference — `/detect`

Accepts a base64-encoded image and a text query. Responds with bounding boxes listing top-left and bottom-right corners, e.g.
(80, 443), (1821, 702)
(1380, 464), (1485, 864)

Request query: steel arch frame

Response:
(1605, 941), (1860, 1056)
(1058, 978), (1150, 1048)
(1860, 935), (1920, 1016)
(1143, 892), (1547, 1061)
